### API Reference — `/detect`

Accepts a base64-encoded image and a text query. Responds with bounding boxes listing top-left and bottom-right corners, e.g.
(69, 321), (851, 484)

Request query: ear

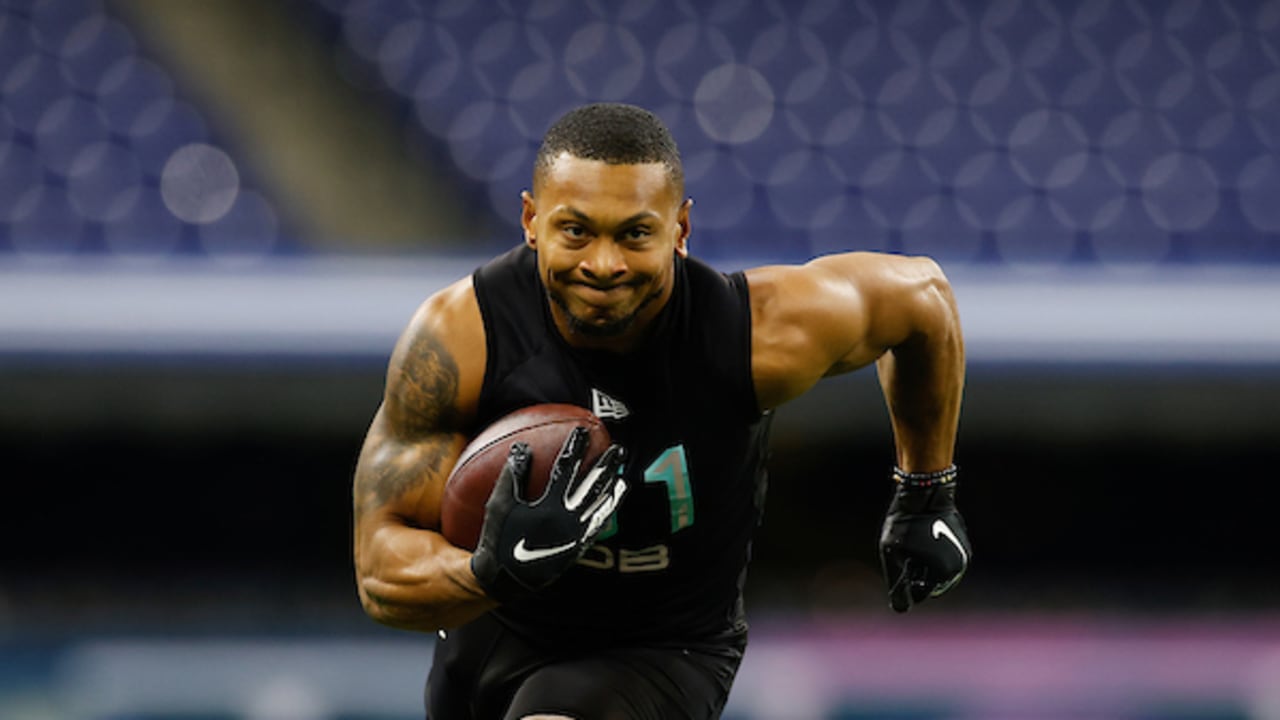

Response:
(674, 197), (692, 258)
(521, 190), (537, 249)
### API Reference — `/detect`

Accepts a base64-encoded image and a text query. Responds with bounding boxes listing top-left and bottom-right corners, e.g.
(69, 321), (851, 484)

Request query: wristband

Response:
(892, 464), (958, 488)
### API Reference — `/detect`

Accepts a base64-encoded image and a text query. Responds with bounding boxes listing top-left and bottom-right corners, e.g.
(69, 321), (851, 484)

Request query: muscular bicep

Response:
(349, 278), (496, 629)
(353, 409), (466, 530)
(747, 252), (954, 409)
(353, 278), (484, 532)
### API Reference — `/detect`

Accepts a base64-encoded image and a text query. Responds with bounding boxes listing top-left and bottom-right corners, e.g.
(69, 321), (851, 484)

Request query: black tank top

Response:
(471, 245), (772, 648)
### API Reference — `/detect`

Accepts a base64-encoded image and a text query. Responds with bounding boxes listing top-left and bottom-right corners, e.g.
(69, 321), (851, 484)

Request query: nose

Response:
(579, 240), (626, 282)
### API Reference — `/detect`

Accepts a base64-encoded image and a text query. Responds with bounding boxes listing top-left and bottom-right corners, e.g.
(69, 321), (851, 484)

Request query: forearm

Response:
(356, 522), (497, 632)
(876, 268), (964, 472)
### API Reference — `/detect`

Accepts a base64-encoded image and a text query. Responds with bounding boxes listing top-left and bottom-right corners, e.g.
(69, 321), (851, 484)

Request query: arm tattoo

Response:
(354, 325), (465, 518)
(393, 327), (462, 436)
(356, 433), (458, 518)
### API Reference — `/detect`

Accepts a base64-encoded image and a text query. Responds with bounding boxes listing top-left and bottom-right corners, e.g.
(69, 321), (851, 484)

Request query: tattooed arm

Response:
(352, 277), (495, 631)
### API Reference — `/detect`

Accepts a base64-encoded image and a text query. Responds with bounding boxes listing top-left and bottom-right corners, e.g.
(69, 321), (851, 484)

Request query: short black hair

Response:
(533, 103), (683, 195)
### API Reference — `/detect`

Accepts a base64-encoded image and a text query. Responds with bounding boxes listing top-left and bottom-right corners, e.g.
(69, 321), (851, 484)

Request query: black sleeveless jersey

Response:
(471, 245), (773, 649)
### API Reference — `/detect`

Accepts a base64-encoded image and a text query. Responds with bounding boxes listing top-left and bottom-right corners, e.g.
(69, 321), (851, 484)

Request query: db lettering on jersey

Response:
(577, 544), (670, 572)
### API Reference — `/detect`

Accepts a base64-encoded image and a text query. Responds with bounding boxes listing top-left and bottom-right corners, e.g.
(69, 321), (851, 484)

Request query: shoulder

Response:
(743, 252), (950, 409)
(382, 275), (487, 434)
(746, 251), (943, 300)
(474, 244), (537, 297)
(742, 257), (873, 356)
(683, 255), (749, 312)
(745, 251), (949, 331)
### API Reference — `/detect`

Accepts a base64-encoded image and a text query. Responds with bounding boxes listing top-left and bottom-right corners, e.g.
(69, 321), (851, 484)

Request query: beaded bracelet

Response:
(892, 464), (958, 488)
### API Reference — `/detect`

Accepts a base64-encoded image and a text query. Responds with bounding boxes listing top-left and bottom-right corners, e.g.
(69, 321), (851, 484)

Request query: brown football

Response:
(440, 403), (611, 551)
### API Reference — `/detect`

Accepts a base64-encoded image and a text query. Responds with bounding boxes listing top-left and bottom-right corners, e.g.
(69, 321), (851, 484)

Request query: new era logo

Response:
(592, 388), (631, 420)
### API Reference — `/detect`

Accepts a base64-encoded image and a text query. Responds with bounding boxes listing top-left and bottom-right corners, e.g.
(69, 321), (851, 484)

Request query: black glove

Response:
(471, 427), (627, 603)
(879, 465), (971, 613)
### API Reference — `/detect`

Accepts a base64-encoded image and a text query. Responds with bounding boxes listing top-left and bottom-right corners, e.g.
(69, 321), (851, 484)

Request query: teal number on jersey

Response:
(644, 445), (694, 532)
(593, 444), (693, 540)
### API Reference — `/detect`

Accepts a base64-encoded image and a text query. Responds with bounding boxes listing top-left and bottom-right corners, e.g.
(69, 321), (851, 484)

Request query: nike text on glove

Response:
(878, 465), (971, 613)
(470, 427), (628, 603)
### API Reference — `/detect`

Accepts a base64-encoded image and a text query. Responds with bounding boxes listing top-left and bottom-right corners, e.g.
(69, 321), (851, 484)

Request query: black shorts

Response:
(425, 613), (746, 720)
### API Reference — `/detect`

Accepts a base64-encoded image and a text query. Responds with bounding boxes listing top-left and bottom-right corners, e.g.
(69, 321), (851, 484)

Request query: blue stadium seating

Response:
(302, 0), (1280, 265)
(3, 0), (1278, 266)
(0, 0), (285, 261)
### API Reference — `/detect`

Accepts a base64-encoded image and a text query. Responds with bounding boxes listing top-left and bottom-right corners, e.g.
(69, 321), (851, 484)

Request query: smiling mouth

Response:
(571, 282), (630, 302)
(547, 286), (637, 338)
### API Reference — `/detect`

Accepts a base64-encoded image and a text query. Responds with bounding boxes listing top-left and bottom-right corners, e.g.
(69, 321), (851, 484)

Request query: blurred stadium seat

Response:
(292, 0), (1280, 265)
(3, 0), (1277, 361)
(3, 0), (1278, 265)
(0, 0), (286, 261)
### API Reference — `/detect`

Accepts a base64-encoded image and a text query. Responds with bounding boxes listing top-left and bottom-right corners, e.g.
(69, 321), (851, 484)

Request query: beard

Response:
(545, 279), (662, 339)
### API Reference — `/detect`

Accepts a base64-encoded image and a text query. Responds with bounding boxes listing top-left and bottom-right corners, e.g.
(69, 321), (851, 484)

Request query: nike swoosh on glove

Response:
(471, 427), (627, 603)
(878, 467), (971, 613)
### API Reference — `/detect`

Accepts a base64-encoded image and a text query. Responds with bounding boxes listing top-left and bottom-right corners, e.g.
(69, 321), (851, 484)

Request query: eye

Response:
(622, 226), (651, 242)
(560, 224), (590, 243)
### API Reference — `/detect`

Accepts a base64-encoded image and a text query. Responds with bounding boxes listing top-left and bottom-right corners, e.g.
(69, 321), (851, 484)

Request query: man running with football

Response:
(353, 102), (970, 720)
